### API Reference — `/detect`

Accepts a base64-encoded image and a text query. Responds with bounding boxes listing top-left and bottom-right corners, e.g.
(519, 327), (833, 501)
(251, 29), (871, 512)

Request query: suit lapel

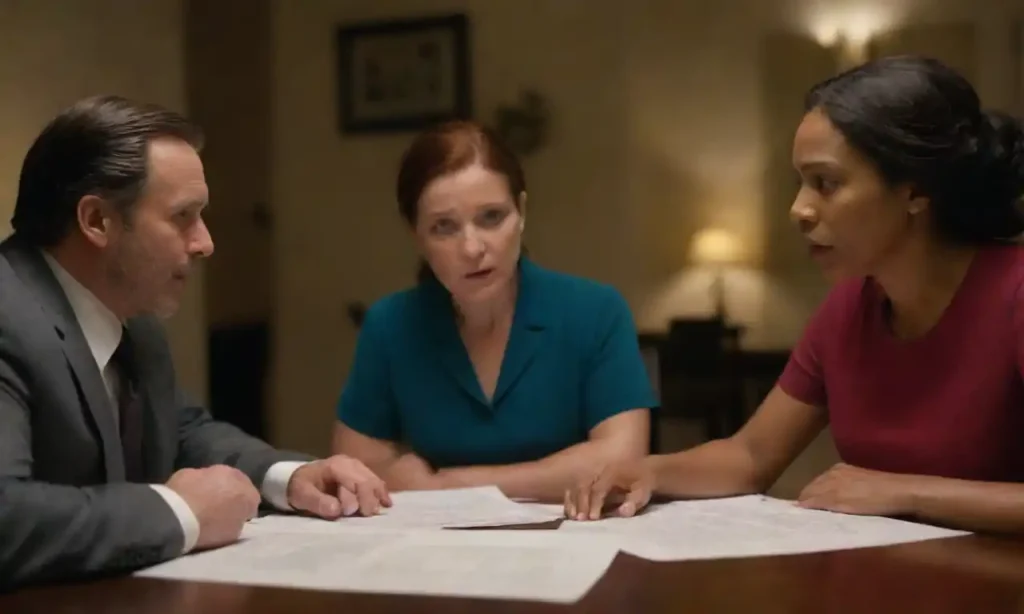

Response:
(126, 319), (176, 481)
(1, 238), (125, 481)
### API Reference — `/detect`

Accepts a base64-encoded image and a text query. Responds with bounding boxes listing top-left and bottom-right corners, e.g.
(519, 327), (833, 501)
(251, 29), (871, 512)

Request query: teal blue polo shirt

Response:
(335, 258), (656, 469)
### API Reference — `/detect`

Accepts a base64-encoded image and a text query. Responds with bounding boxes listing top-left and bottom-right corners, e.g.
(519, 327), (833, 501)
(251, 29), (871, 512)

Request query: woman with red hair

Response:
(332, 121), (654, 503)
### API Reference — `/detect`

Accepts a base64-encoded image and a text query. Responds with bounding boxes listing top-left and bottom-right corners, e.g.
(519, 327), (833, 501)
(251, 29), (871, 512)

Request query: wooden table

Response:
(3, 531), (1024, 613)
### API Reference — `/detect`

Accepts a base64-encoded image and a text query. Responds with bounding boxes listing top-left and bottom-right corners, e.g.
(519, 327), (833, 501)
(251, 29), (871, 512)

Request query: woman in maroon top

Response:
(566, 55), (1024, 534)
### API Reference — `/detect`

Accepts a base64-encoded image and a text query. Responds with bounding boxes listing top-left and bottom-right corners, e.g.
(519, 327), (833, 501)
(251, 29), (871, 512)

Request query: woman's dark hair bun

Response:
(976, 109), (1024, 206)
(949, 110), (1024, 242)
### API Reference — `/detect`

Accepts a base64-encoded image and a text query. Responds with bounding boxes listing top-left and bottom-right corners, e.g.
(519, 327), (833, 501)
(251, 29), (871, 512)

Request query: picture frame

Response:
(335, 13), (472, 134)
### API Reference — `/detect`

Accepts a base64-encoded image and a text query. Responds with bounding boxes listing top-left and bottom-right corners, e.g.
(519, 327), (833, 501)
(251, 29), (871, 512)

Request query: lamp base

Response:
(710, 270), (727, 323)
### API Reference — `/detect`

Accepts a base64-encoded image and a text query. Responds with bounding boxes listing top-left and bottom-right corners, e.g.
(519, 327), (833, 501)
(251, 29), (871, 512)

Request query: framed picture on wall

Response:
(336, 13), (472, 133)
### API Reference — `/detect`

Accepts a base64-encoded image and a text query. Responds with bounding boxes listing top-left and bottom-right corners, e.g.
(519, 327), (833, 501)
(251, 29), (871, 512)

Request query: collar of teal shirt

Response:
(420, 256), (550, 408)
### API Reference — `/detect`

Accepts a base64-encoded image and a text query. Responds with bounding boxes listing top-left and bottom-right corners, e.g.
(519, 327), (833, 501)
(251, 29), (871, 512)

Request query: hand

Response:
(166, 465), (261, 550)
(798, 463), (915, 516)
(564, 460), (654, 521)
(382, 453), (442, 491)
(287, 455), (392, 518)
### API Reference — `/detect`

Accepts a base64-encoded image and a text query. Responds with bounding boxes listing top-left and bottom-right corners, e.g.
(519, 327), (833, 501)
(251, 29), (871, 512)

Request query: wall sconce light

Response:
(832, 35), (873, 68)
(689, 227), (744, 322)
(807, 5), (897, 68)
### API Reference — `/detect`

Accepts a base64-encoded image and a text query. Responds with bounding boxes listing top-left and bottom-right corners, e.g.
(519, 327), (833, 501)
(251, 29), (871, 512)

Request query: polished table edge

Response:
(3, 527), (1024, 613)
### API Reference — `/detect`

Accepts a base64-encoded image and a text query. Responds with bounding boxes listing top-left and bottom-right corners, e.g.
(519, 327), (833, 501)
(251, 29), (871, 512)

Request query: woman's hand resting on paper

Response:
(563, 459), (655, 521)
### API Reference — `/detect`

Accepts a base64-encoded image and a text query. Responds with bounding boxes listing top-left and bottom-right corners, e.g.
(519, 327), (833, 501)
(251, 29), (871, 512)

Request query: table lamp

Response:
(689, 227), (743, 322)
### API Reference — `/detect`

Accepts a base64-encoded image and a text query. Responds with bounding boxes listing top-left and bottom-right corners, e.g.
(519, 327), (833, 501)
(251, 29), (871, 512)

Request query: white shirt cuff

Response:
(261, 461), (308, 511)
(149, 484), (200, 554)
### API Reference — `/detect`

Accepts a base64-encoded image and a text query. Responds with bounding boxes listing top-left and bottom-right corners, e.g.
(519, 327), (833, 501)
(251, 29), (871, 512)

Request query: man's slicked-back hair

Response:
(11, 95), (204, 247)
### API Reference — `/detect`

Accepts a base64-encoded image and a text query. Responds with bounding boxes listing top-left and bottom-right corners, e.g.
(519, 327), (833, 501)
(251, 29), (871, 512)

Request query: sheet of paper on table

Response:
(559, 495), (970, 561)
(135, 529), (620, 604)
(514, 501), (566, 518)
(245, 486), (562, 536)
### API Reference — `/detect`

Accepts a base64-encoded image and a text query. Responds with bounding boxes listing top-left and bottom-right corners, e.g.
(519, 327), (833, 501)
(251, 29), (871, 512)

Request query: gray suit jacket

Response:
(0, 235), (312, 589)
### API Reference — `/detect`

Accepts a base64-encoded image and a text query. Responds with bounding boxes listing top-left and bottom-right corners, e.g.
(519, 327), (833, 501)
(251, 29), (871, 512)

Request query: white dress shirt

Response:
(43, 253), (303, 553)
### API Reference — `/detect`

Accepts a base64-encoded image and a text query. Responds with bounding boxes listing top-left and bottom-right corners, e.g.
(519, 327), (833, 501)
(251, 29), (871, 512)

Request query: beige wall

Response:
(271, 0), (1024, 455)
(186, 0), (273, 329)
(0, 0), (207, 400)
(1018, 21), (1024, 115)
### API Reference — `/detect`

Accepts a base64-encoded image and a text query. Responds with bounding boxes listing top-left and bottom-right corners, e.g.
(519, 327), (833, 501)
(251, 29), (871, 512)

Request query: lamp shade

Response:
(689, 227), (743, 265)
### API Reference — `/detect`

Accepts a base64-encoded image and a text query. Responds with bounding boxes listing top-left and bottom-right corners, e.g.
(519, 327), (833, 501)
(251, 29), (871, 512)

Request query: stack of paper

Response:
(559, 495), (970, 561)
(245, 486), (562, 536)
(136, 529), (620, 604)
(136, 488), (971, 603)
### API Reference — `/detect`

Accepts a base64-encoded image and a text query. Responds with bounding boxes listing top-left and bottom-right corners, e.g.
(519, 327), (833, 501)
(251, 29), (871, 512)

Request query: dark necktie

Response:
(111, 333), (145, 482)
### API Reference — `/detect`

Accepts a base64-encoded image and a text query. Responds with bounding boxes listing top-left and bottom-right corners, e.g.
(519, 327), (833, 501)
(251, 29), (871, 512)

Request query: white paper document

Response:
(136, 529), (619, 604)
(559, 495), (969, 561)
(514, 501), (566, 518)
(246, 486), (561, 535)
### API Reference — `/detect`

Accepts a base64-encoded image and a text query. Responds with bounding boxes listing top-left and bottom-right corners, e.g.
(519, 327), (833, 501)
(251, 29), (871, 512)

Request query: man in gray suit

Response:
(0, 96), (391, 589)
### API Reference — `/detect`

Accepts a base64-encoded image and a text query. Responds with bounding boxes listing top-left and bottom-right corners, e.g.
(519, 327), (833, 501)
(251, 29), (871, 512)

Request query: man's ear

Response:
(77, 195), (114, 248)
